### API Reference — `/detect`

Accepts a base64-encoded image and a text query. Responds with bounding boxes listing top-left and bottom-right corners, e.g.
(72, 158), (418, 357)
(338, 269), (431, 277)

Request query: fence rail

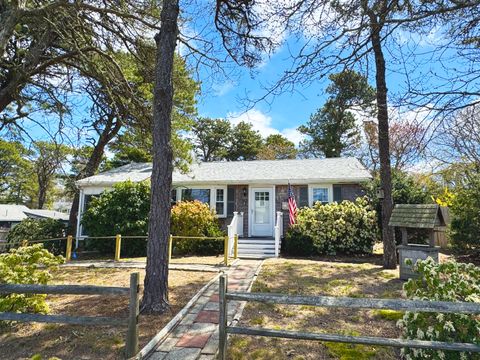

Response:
(2, 234), (239, 265)
(218, 274), (480, 359)
(169, 235), (238, 266)
(0, 272), (140, 359)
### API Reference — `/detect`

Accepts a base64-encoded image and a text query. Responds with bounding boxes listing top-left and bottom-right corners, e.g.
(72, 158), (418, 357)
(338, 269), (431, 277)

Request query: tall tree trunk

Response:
(68, 119), (121, 235)
(140, 0), (179, 314)
(370, 15), (396, 269)
(38, 180), (47, 209)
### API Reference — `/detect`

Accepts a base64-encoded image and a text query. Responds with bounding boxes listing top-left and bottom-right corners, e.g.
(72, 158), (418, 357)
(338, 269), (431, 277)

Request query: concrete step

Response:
(238, 249), (275, 254)
(238, 254), (273, 259)
(237, 238), (277, 258)
(238, 244), (275, 249)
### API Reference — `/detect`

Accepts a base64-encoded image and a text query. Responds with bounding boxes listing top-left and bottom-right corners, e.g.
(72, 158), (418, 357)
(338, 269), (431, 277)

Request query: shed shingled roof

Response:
(76, 158), (372, 188)
(388, 204), (447, 229)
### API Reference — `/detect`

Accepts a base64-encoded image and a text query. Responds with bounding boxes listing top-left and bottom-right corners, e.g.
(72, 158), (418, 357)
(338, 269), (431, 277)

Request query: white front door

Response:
(250, 187), (274, 237)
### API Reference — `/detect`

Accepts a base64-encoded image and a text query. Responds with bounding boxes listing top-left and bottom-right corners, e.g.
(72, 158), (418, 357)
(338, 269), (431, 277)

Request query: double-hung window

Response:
(178, 186), (227, 217)
(181, 188), (211, 203)
(215, 188), (226, 217)
(309, 185), (331, 206)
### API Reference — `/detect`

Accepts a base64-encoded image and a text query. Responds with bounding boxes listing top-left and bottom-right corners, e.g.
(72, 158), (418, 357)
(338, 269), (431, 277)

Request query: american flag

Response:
(288, 182), (298, 225)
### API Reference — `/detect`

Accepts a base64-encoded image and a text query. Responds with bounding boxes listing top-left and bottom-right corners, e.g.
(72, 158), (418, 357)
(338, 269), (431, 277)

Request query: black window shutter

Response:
(333, 185), (342, 203)
(227, 187), (235, 216)
(299, 186), (308, 207)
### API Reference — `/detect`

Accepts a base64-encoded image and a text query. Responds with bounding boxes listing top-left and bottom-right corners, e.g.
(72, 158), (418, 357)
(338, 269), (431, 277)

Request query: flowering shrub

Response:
(0, 244), (64, 317)
(398, 258), (480, 360)
(171, 200), (224, 255)
(292, 197), (378, 255)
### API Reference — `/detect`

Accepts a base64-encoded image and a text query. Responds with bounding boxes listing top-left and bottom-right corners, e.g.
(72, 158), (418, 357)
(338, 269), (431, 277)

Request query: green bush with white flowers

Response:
(398, 258), (480, 360)
(291, 197), (378, 255)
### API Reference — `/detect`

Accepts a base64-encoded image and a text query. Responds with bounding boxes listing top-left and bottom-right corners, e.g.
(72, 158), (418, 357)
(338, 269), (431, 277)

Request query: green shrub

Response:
(398, 258), (480, 360)
(6, 218), (67, 255)
(292, 197), (378, 255)
(450, 175), (480, 250)
(364, 169), (430, 244)
(0, 244), (64, 317)
(282, 228), (314, 256)
(81, 181), (150, 257)
(171, 200), (224, 255)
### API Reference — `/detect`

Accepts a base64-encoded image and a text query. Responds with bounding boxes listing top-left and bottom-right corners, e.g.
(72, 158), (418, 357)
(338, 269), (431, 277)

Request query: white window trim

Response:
(308, 184), (333, 206)
(77, 187), (109, 241)
(176, 185), (227, 218)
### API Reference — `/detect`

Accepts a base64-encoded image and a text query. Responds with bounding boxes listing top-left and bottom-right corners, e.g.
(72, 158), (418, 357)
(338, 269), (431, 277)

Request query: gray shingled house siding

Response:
(197, 183), (364, 236)
(218, 185), (249, 235)
(275, 185), (309, 235)
(338, 184), (364, 201)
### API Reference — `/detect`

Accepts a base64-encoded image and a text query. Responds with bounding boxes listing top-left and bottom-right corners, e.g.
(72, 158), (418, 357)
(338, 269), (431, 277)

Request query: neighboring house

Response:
(75, 158), (371, 257)
(0, 204), (69, 241)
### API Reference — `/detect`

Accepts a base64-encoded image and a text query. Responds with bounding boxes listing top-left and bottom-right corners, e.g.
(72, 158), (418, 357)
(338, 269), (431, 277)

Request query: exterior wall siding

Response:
(218, 185), (249, 235)
(193, 183), (364, 237)
(275, 185), (308, 235)
(339, 184), (365, 201)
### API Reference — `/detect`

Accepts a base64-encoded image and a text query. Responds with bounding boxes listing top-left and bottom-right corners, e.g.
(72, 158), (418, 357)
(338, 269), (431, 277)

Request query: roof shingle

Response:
(77, 158), (371, 188)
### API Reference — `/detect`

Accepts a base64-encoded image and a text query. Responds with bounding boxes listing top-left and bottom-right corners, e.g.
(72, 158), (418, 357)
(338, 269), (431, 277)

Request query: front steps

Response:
(237, 237), (276, 258)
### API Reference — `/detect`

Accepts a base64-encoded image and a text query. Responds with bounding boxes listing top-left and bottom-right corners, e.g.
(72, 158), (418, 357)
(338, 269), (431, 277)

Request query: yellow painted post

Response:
(234, 234), (238, 259)
(66, 235), (73, 262)
(168, 235), (173, 263)
(115, 234), (122, 261)
(224, 236), (229, 266)
(22, 240), (28, 247)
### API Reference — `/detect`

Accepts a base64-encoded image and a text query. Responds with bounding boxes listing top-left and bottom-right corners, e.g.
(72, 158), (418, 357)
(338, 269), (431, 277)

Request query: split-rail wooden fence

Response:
(0, 272), (140, 359)
(218, 274), (480, 359)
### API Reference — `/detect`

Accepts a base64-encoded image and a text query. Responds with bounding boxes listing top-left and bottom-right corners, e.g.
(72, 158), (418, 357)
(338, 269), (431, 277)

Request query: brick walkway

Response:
(147, 259), (262, 360)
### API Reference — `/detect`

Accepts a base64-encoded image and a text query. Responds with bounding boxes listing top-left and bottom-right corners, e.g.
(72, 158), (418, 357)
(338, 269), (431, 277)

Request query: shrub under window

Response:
(292, 197), (378, 255)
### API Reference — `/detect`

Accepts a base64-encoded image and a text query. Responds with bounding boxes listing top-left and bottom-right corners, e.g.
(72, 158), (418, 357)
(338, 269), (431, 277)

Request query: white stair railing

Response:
(274, 211), (283, 257)
(237, 212), (244, 237)
(227, 212), (239, 256)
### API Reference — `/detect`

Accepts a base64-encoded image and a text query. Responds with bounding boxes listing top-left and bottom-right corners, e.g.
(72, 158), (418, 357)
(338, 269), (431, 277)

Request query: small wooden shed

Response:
(389, 204), (448, 246)
(389, 204), (448, 280)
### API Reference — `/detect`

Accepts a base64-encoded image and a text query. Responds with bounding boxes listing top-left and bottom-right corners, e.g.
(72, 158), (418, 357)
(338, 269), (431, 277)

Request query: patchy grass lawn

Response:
(229, 258), (404, 360)
(0, 267), (214, 360)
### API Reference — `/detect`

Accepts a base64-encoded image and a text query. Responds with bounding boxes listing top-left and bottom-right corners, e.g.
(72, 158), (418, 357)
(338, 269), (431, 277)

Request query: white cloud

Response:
(226, 108), (305, 145)
(212, 80), (235, 96)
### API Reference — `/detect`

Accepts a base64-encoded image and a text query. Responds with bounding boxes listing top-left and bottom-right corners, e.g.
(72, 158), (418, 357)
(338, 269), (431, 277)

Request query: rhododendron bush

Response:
(291, 197), (378, 255)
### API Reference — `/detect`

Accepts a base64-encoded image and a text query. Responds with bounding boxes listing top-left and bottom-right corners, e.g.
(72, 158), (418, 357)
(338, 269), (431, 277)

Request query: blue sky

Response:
(194, 42), (331, 145)
(191, 29), (444, 146)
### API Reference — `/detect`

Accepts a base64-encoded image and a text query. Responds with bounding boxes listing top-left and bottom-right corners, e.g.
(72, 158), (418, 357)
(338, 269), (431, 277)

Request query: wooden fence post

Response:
(115, 234), (122, 261)
(219, 274), (228, 360)
(234, 234), (238, 259)
(168, 234), (173, 263)
(66, 235), (73, 262)
(126, 272), (140, 358)
(224, 236), (229, 266)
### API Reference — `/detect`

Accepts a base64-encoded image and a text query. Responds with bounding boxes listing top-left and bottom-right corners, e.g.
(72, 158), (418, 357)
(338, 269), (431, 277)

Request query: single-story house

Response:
(75, 158), (371, 257)
(0, 204), (70, 241)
